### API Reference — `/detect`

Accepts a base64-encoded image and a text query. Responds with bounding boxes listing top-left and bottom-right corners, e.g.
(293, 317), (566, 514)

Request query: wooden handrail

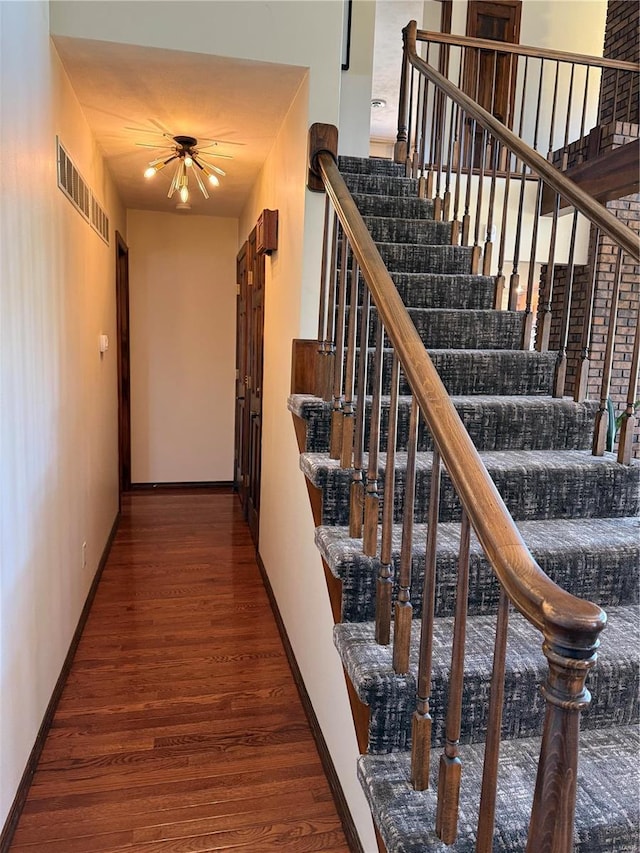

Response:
(313, 147), (606, 658)
(416, 28), (640, 72)
(405, 23), (640, 262)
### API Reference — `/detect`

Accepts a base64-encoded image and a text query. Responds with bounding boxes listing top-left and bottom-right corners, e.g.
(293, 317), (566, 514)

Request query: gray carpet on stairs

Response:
(313, 517), (640, 622)
(358, 725), (640, 852)
(297, 155), (640, 851)
(334, 608), (639, 753)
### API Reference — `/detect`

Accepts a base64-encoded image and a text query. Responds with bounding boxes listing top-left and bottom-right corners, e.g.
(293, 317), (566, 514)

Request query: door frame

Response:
(115, 231), (131, 496)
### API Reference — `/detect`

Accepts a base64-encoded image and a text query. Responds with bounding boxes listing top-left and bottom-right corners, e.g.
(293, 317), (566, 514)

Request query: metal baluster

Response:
(350, 284), (370, 536)
(410, 71), (422, 177)
(577, 66), (591, 164)
(436, 509), (471, 844)
(407, 65), (416, 176)
(617, 261), (639, 464)
(593, 246), (623, 455)
(323, 213), (340, 401)
(329, 231), (349, 457)
(418, 42), (432, 196)
(472, 119), (487, 274)
(433, 91), (446, 220)
(316, 196), (331, 396)
(481, 51), (500, 276)
(375, 353), (400, 645)
(462, 48), (482, 245)
(411, 447), (442, 790)
(341, 257), (359, 467)
(553, 210), (580, 397)
(495, 139), (513, 308)
(509, 56), (530, 309)
(451, 50), (465, 245)
(443, 96), (457, 221)
(476, 587), (510, 852)
(522, 60), (547, 348)
(574, 230), (601, 402)
(363, 320), (384, 556)
(392, 396), (419, 674)
(546, 61), (560, 161)
(560, 63), (576, 169)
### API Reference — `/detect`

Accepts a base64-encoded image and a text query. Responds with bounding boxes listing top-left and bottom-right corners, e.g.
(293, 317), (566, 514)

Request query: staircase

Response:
(289, 155), (640, 851)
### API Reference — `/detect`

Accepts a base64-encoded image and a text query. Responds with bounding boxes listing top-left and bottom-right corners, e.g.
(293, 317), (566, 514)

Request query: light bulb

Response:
(144, 166), (157, 178)
(184, 155), (193, 167)
(179, 184), (189, 204)
(208, 174), (220, 187)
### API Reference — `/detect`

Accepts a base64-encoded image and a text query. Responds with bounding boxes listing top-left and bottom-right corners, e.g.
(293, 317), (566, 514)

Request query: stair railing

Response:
(308, 122), (611, 851)
(396, 21), (640, 463)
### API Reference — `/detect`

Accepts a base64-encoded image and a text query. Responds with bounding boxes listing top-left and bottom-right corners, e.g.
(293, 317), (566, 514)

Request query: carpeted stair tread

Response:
(374, 241), (473, 275)
(370, 348), (557, 396)
(358, 724), (640, 852)
(367, 308), (525, 350)
(300, 450), (640, 526)
(314, 517), (640, 622)
(385, 271), (496, 309)
(338, 155), (407, 177)
(335, 607), (639, 752)
(343, 173), (421, 197)
(289, 393), (598, 453)
(362, 215), (452, 245)
(352, 192), (436, 220)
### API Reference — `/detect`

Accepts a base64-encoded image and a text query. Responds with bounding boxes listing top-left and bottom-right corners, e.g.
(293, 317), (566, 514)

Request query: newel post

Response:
(526, 619), (604, 853)
(394, 23), (413, 164)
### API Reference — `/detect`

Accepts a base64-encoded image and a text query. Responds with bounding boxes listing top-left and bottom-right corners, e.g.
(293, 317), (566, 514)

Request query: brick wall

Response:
(598, 0), (639, 126)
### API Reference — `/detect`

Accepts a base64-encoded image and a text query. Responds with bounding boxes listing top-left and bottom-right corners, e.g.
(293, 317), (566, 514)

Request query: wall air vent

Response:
(56, 137), (110, 245)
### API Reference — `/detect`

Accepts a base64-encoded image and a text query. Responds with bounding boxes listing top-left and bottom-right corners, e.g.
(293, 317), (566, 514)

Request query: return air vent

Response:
(56, 137), (110, 245)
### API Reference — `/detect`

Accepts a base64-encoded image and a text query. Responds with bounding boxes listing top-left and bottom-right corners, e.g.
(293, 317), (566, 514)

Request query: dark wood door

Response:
(115, 232), (131, 496)
(234, 230), (264, 547)
(246, 229), (264, 545)
(463, 0), (522, 165)
(234, 243), (250, 510)
(464, 1), (521, 122)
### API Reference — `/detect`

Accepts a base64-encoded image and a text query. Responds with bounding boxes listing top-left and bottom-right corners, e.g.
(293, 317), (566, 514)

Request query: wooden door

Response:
(234, 243), (250, 510)
(115, 232), (131, 496)
(233, 231), (265, 547)
(463, 0), (522, 165)
(246, 229), (264, 545)
(464, 1), (521, 123)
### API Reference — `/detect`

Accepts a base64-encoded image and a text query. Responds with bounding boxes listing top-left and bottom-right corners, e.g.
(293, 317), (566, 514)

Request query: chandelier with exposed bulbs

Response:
(144, 135), (226, 204)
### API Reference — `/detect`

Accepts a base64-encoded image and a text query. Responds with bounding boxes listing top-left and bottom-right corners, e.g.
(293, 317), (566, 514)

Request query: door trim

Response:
(115, 231), (131, 496)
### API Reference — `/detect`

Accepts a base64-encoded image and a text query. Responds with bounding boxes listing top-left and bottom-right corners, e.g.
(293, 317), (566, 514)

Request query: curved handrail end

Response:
(308, 123), (339, 193)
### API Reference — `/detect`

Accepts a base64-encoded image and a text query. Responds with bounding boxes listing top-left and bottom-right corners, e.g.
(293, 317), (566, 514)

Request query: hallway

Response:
(8, 492), (351, 852)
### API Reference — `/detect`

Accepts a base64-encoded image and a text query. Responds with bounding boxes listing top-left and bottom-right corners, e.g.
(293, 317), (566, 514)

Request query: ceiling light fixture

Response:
(143, 135), (228, 203)
(371, 98), (387, 110)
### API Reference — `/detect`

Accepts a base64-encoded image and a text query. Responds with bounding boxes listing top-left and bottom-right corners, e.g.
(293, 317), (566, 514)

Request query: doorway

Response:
(462, 0), (522, 165)
(115, 231), (131, 496)
(234, 227), (265, 546)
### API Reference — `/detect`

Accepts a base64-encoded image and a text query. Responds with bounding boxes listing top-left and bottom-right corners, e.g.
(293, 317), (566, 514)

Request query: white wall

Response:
(239, 79), (378, 852)
(0, 1), (125, 827)
(339, 0), (377, 157)
(127, 210), (238, 483)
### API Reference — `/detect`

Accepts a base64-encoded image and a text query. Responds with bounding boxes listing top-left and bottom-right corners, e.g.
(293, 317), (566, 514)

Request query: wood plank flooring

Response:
(9, 492), (351, 852)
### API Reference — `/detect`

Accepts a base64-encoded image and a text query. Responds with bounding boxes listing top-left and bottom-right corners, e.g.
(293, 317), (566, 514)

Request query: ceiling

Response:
(53, 36), (307, 217)
(53, 5), (417, 219)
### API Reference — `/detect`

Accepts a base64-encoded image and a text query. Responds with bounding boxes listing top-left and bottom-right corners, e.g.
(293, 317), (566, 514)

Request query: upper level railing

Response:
(395, 22), (640, 463)
(396, 29), (639, 175)
(307, 26), (638, 850)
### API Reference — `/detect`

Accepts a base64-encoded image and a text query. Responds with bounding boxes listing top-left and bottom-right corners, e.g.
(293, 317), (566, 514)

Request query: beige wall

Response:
(339, 0), (377, 157)
(238, 78), (378, 851)
(127, 210), (238, 483)
(0, 1), (125, 826)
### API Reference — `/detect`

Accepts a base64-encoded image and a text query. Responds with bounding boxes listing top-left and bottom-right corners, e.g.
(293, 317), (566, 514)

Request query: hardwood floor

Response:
(9, 492), (351, 852)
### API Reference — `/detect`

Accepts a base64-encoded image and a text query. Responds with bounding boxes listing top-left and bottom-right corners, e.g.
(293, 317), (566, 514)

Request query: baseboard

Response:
(129, 481), (233, 493)
(255, 551), (365, 853)
(0, 513), (120, 853)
